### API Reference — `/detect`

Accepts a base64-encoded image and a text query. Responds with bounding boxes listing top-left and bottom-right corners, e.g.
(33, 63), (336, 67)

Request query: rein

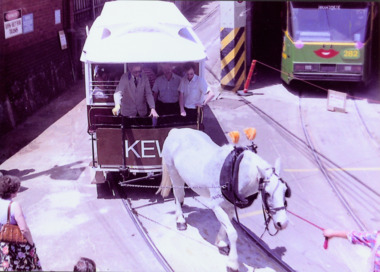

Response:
(287, 210), (329, 249)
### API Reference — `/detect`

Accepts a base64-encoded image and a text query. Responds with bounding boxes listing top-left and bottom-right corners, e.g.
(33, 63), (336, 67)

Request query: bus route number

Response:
(342, 49), (359, 59)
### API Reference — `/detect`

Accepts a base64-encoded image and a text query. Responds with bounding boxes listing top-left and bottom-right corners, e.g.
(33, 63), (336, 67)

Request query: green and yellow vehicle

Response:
(281, 2), (377, 84)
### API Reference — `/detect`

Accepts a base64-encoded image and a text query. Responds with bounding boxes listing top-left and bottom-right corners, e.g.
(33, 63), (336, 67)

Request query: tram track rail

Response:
(113, 183), (174, 272)
(349, 89), (380, 149)
(121, 197), (174, 272)
(238, 91), (379, 232)
(116, 180), (295, 272)
(297, 91), (366, 231)
(192, 195), (295, 272)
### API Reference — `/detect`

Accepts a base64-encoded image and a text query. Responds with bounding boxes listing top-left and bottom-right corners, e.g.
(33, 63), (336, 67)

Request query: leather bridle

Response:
(258, 168), (291, 236)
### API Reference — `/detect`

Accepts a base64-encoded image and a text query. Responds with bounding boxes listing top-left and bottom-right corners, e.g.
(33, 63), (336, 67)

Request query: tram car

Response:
(80, 1), (207, 184)
(281, 2), (377, 84)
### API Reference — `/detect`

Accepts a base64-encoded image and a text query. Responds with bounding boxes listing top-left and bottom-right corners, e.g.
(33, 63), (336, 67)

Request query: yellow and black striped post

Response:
(220, 1), (246, 92)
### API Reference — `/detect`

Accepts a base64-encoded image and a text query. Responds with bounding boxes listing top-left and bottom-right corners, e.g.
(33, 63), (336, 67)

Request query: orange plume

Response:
(244, 127), (257, 141)
(228, 131), (240, 144)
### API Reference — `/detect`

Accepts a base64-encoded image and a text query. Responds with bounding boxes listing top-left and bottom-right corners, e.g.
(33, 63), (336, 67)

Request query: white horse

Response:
(157, 128), (290, 272)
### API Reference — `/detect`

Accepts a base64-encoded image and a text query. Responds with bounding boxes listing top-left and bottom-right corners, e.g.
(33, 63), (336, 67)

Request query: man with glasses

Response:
(112, 63), (158, 118)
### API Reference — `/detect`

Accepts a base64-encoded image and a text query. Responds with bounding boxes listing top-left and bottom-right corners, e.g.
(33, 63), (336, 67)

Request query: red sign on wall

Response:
(4, 9), (22, 39)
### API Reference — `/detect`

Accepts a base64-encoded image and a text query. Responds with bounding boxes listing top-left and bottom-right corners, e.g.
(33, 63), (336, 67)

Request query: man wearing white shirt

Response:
(178, 62), (214, 118)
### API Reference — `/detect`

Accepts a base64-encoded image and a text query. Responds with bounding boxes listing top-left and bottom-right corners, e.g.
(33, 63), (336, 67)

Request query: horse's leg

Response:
(213, 205), (239, 272)
(168, 167), (187, 230)
(215, 204), (235, 255)
(215, 225), (229, 255)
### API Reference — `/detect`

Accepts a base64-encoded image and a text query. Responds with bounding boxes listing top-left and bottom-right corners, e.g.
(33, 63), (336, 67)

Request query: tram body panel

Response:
(81, 1), (207, 183)
(95, 125), (197, 173)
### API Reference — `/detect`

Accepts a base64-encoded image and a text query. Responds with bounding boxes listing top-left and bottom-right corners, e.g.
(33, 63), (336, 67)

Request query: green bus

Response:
(281, 2), (377, 84)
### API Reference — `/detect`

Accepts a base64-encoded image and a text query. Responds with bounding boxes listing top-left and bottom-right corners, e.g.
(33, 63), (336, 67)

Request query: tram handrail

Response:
(88, 114), (198, 131)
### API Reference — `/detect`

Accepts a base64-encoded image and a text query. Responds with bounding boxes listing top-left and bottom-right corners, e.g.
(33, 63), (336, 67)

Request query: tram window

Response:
(91, 64), (123, 103)
(290, 3), (370, 42)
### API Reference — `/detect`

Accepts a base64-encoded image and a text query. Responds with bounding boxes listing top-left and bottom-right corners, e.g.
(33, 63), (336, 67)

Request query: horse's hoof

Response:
(218, 245), (230, 256)
(176, 222), (187, 231)
(226, 267), (238, 272)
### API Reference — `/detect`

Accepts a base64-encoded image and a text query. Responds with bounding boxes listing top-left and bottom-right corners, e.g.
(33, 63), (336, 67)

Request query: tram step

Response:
(91, 171), (106, 184)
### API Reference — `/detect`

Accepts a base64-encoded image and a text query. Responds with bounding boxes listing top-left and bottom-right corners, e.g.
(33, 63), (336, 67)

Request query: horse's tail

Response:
(156, 157), (172, 198)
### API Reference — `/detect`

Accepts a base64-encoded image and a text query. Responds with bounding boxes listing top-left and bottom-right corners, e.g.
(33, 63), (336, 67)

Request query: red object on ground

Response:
(244, 60), (257, 93)
(324, 237), (329, 249)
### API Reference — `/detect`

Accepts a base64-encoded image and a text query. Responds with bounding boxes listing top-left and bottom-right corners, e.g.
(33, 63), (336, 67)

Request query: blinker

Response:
(285, 183), (291, 198)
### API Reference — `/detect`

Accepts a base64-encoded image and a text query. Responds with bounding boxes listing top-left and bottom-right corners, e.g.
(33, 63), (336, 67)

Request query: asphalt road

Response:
(1, 1), (380, 271)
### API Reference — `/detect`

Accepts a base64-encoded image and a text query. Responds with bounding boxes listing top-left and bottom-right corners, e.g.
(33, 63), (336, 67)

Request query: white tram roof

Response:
(80, 1), (206, 64)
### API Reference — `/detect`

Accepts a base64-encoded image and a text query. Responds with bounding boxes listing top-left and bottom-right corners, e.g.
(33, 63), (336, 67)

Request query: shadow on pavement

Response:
(0, 80), (85, 165)
(185, 206), (291, 271)
(0, 161), (85, 182)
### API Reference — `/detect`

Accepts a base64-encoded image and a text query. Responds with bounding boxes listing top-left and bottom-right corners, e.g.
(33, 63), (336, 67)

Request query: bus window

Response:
(281, 2), (374, 84)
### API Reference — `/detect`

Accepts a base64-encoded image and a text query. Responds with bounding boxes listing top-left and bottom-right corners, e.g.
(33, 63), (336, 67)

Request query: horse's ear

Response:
(274, 158), (281, 175)
(257, 166), (265, 178)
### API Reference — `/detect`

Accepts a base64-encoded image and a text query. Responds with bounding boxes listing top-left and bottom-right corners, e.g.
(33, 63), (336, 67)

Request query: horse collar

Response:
(219, 147), (258, 209)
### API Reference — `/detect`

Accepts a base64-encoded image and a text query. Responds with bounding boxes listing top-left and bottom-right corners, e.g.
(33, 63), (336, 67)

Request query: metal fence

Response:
(73, 0), (110, 25)
(73, 0), (197, 25)
(170, 1), (199, 13)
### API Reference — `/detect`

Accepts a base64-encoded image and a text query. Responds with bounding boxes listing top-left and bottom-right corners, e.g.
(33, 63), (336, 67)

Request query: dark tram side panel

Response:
(97, 128), (123, 166)
(96, 126), (197, 168)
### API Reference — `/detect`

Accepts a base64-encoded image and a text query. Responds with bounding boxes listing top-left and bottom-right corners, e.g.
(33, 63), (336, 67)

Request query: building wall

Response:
(0, 1), (74, 135)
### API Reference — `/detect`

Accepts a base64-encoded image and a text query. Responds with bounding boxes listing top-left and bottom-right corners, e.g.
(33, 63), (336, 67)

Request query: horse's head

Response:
(257, 158), (291, 230)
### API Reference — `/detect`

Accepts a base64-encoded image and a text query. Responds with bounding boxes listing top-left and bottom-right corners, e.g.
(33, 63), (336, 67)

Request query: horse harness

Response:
(219, 143), (291, 235)
(219, 144), (259, 209)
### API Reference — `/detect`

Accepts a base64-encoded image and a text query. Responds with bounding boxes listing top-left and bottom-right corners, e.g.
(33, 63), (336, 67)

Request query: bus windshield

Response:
(289, 2), (370, 42)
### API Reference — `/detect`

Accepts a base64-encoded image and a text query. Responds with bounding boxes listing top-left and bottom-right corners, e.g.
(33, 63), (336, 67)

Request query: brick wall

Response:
(0, 0), (74, 135)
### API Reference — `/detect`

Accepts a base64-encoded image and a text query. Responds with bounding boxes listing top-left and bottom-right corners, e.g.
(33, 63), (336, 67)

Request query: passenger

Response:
(0, 175), (42, 271)
(73, 257), (96, 272)
(152, 63), (181, 115)
(112, 63), (158, 118)
(142, 63), (157, 89)
(323, 228), (380, 271)
(179, 62), (214, 118)
(93, 66), (108, 99)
